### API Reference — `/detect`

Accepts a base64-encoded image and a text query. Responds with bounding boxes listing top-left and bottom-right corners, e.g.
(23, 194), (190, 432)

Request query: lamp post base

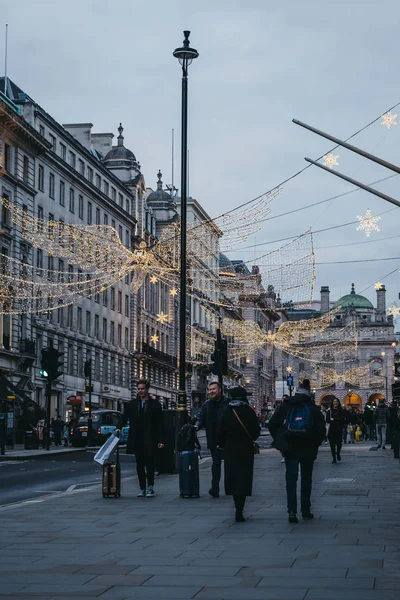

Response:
(177, 390), (187, 412)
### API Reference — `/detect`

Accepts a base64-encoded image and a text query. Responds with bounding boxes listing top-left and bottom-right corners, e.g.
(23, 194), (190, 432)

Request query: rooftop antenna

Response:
(4, 24), (8, 97)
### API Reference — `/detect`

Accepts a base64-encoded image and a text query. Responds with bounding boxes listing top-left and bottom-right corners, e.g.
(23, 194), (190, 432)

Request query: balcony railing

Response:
(141, 342), (177, 368)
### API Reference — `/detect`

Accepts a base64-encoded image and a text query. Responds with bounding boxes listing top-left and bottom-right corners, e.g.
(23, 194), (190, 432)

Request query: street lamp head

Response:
(173, 31), (199, 71)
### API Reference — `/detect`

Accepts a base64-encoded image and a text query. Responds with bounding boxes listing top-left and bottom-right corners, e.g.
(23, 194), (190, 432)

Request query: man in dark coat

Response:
(116, 379), (164, 497)
(216, 387), (260, 522)
(388, 400), (400, 459)
(268, 379), (326, 523)
(195, 381), (229, 498)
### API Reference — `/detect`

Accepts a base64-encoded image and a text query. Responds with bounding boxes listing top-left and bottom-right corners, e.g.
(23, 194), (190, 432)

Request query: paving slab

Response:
(1, 443), (399, 600)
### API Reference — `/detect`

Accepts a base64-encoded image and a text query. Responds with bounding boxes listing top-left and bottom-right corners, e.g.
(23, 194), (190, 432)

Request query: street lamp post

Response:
(173, 31), (199, 413)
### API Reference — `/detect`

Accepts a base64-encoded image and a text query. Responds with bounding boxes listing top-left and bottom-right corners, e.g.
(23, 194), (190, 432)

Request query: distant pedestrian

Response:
(375, 398), (389, 449)
(115, 379), (164, 497)
(388, 400), (400, 458)
(63, 423), (70, 447)
(364, 404), (375, 440)
(268, 379), (326, 523)
(216, 387), (260, 522)
(53, 415), (64, 446)
(346, 408), (358, 444)
(37, 418), (45, 447)
(326, 398), (345, 463)
(195, 381), (229, 498)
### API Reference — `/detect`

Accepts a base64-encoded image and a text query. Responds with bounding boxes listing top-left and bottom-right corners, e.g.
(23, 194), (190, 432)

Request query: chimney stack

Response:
(376, 284), (386, 316)
(320, 286), (330, 314)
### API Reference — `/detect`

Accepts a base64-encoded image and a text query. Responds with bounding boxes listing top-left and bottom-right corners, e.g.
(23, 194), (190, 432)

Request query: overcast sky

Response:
(3, 0), (400, 313)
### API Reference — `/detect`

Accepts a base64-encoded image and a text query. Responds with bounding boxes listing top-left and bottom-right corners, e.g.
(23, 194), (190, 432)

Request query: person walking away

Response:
(346, 408), (358, 444)
(268, 379), (326, 523)
(53, 415), (64, 447)
(195, 381), (229, 498)
(115, 379), (164, 497)
(63, 422), (70, 447)
(216, 387), (260, 522)
(375, 398), (389, 449)
(37, 417), (45, 448)
(388, 400), (400, 458)
(326, 398), (345, 463)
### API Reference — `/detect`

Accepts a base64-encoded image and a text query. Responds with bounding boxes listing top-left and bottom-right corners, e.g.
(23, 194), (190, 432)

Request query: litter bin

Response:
(24, 428), (40, 450)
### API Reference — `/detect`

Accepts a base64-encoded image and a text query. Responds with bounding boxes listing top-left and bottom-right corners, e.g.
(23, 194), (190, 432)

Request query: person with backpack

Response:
(216, 387), (260, 522)
(268, 379), (326, 523)
(326, 398), (345, 463)
(195, 381), (229, 498)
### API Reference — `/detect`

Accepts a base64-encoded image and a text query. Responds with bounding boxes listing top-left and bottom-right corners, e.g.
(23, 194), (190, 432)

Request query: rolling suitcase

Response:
(102, 443), (121, 498)
(179, 450), (200, 498)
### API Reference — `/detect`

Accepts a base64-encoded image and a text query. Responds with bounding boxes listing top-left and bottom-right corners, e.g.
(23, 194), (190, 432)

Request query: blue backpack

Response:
(285, 403), (314, 439)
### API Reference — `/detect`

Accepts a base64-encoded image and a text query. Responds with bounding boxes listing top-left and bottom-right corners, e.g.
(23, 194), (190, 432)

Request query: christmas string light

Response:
(356, 209), (381, 238)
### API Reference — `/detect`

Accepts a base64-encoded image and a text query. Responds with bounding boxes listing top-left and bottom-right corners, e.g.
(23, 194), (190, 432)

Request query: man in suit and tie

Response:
(116, 379), (164, 497)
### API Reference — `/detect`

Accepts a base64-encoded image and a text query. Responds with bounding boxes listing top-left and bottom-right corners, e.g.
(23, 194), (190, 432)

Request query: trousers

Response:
(233, 494), (246, 511)
(376, 424), (387, 446)
(135, 445), (155, 490)
(284, 455), (314, 515)
(329, 439), (342, 460)
(392, 430), (400, 458)
(210, 447), (223, 491)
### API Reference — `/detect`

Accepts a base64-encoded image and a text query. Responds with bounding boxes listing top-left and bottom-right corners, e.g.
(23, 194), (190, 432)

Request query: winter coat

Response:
(118, 396), (163, 456)
(216, 400), (260, 496)
(374, 403), (389, 425)
(268, 390), (326, 460)
(326, 408), (345, 444)
(388, 403), (400, 430)
(196, 397), (229, 449)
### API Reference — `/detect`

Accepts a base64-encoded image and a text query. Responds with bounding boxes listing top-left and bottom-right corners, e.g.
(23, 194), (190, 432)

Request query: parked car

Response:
(71, 410), (122, 446)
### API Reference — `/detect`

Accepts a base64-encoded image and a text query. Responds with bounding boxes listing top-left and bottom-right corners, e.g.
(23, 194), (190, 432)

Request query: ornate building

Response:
(282, 284), (396, 408)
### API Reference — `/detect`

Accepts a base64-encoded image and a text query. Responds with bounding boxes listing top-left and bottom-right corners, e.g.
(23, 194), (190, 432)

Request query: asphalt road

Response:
(0, 430), (271, 508)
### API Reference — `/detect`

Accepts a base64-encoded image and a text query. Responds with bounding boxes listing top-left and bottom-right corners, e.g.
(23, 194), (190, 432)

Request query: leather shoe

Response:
(209, 488), (219, 498)
(302, 512), (314, 520)
(235, 510), (246, 522)
(288, 512), (298, 524)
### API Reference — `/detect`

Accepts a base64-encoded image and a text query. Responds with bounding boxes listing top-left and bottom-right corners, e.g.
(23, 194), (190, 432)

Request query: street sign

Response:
(286, 375), (294, 387)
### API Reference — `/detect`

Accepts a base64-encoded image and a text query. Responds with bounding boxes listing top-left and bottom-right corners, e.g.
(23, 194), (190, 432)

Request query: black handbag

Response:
(232, 409), (260, 455)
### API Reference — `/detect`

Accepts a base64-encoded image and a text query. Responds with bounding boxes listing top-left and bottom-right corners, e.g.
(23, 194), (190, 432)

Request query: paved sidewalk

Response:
(0, 445), (85, 460)
(1, 443), (399, 599)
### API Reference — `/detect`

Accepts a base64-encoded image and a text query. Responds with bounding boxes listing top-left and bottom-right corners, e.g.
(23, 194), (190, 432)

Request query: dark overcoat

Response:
(119, 396), (163, 456)
(268, 392), (326, 460)
(196, 397), (229, 449)
(216, 401), (260, 496)
(326, 408), (346, 444)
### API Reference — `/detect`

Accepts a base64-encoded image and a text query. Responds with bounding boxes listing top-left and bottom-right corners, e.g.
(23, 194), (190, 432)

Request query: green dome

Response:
(333, 283), (374, 310)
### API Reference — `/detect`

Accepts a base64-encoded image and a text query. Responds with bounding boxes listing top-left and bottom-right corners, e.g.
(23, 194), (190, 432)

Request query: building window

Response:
(125, 199), (130, 213)
(102, 289), (107, 307)
(118, 225), (123, 241)
(117, 291), (122, 313)
(110, 321), (115, 345)
(111, 188), (116, 202)
(37, 205), (44, 229)
(67, 305), (73, 328)
(94, 352), (100, 380)
(104, 181), (109, 196)
(59, 180), (65, 206)
(68, 264), (73, 282)
(125, 230), (130, 248)
(117, 324), (122, 346)
(77, 307), (82, 332)
(110, 287), (115, 310)
(87, 201), (92, 224)
(87, 167), (93, 183)
(36, 248), (43, 270)
(125, 295), (129, 317)
(103, 353), (108, 381)
(49, 134), (56, 152)
(59, 143), (66, 160)
(77, 347), (83, 376)
(68, 343), (74, 374)
(23, 156), (29, 183)
(125, 327), (129, 349)
(95, 207), (100, 225)
(78, 195), (84, 219)
(86, 311), (91, 336)
(110, 357), (116, 384)
(102, 318), (107, 342)
(118, 193), (123, 207)
(39, 125), (45, 137)
(95, 174), (101, 189)
(104, 213), (108, 226)
(38, 164), (44, 191)
(78, 159), (85, 175)
(111, 219), (116, 230)
(94, 314), (99, 339)
(118, 359), (123, 385)
(69, 188), (75, 213)
(49, 173), (55, 199)
(69, 151), (76, 168)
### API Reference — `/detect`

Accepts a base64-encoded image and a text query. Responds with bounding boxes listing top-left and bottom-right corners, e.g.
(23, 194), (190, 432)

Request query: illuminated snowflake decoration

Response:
(169, 288), (178, 297)
(374, 282), (384, 290)
(356, 209), (381, 237)
(322, 152), (339, 169)
(150, 275), (158, 284)
(150, 334), (159, 344)
(389, 303), (400, 318)
(156, 311), (169, 324)
(381, 111), (397, 129)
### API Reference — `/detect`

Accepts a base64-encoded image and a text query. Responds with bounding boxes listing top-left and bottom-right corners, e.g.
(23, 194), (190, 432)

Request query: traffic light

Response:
(41, 346), (63, 381)
(211, 340), (221, 376)
(84, 359), (92, 378)
(220, 339), (228, 376)
(210, 338), (228, 376)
